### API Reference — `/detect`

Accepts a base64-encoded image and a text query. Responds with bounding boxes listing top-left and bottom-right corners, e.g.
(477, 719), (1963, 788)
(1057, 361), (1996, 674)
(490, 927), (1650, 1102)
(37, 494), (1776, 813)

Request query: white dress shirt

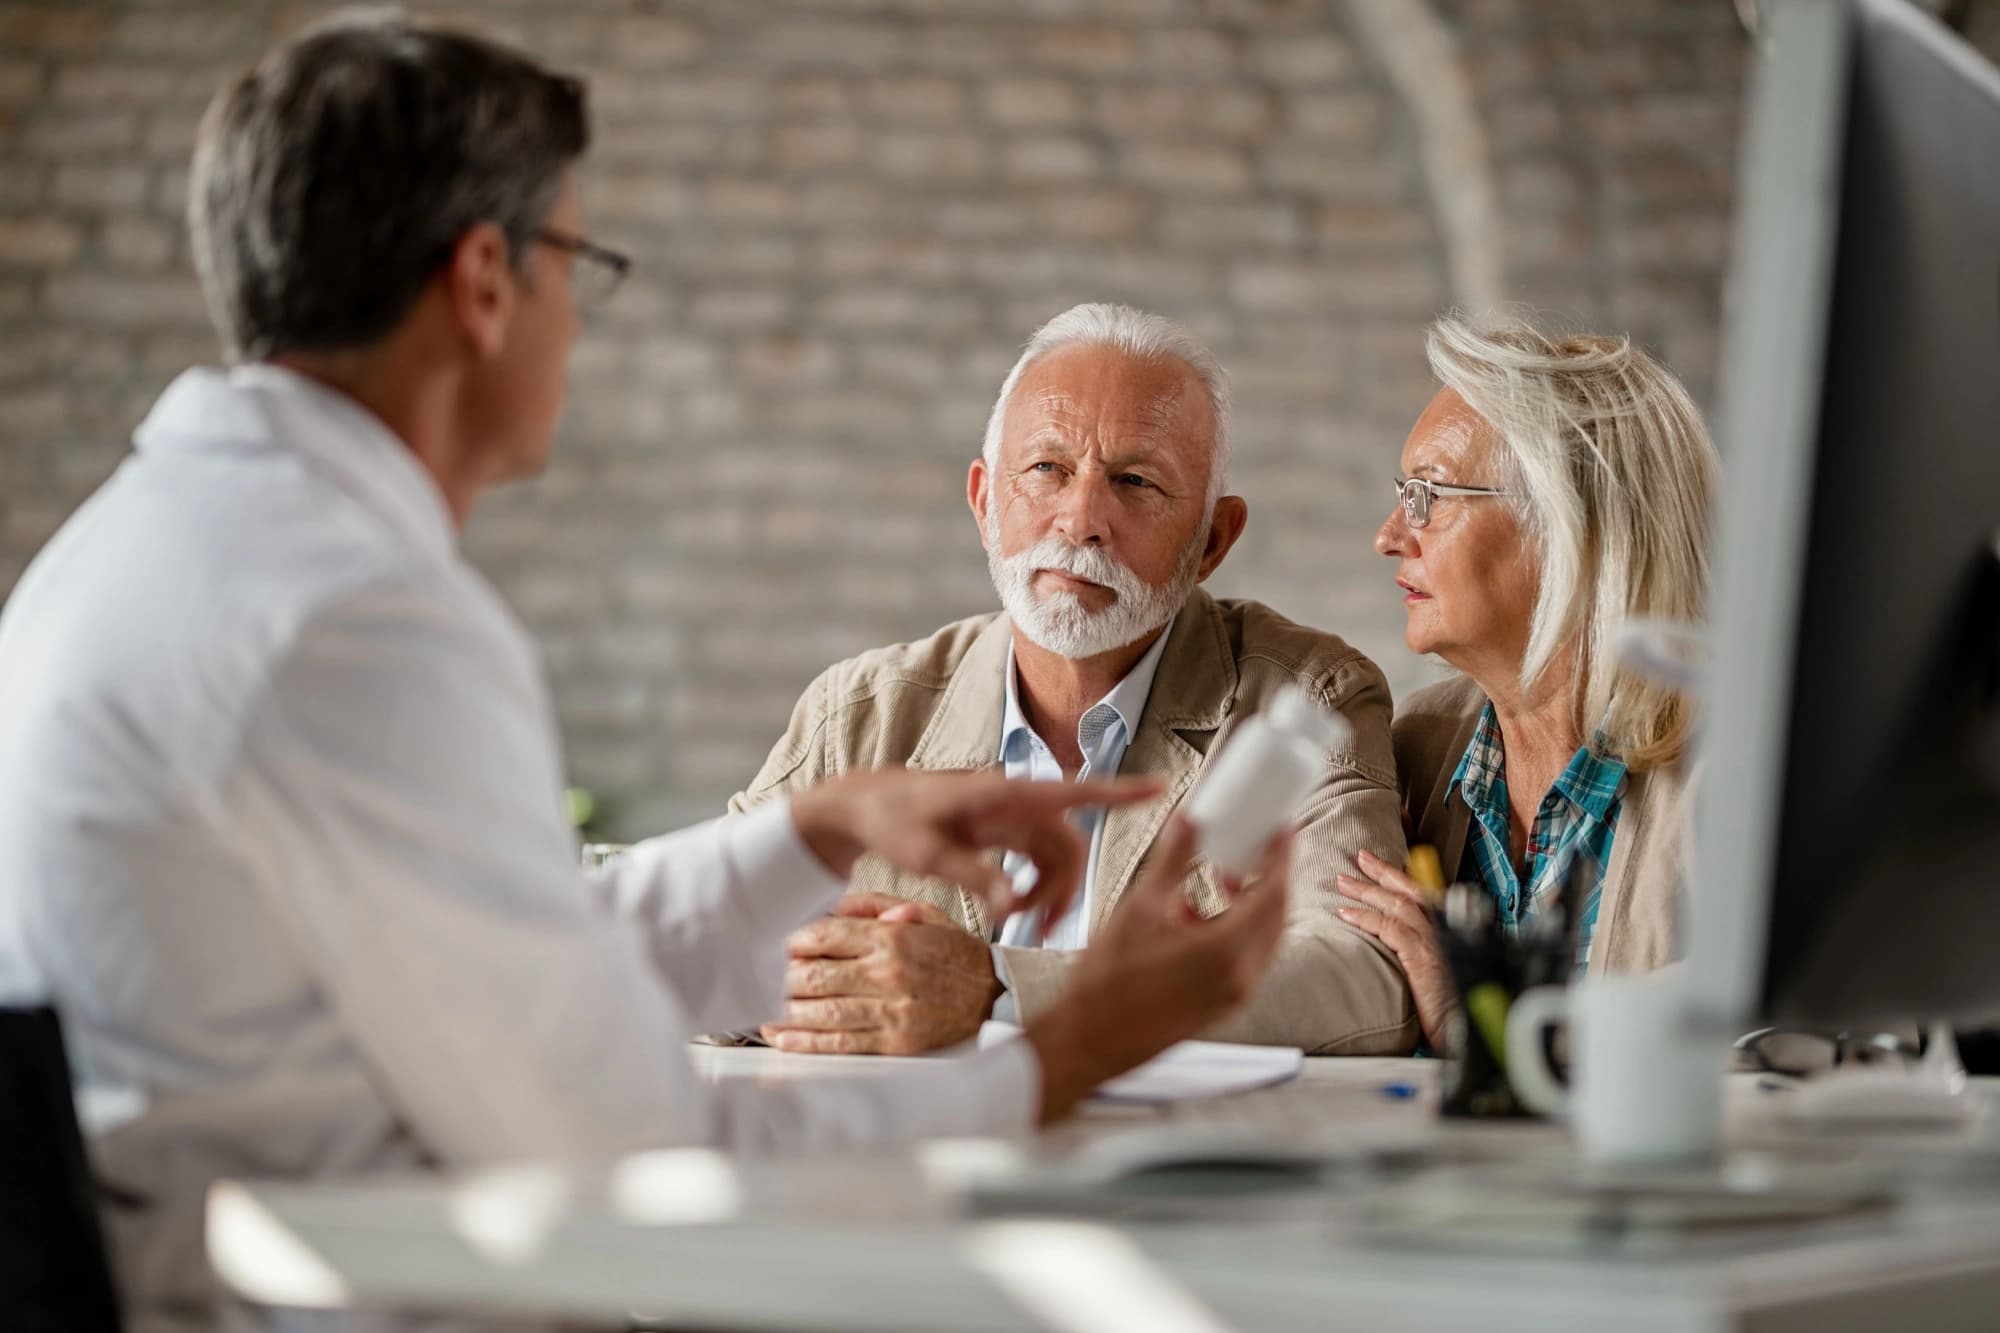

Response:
(993, 623), (1173, 958)
(0, 365), (1036, 1330)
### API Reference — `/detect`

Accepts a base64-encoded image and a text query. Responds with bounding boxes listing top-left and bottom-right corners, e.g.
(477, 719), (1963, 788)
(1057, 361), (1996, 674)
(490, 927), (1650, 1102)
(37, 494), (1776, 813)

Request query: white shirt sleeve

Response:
(231, 572), (1035, 1163)
(590, 805), (846, 1035)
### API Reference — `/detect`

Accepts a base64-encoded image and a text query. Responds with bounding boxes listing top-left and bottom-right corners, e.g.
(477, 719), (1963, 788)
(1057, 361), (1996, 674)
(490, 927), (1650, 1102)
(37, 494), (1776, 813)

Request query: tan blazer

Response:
(1392, 675), (1689, 975)
(731, 589), (1420, 1054)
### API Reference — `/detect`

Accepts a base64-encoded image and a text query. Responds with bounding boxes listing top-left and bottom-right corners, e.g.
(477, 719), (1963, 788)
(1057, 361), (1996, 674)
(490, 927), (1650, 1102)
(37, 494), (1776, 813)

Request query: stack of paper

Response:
(977, 1022), (1302, 1104)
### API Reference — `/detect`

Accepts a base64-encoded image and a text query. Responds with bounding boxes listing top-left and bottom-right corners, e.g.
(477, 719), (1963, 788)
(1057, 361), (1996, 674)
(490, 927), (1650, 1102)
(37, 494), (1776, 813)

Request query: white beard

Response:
(986, 527), (1204, 659)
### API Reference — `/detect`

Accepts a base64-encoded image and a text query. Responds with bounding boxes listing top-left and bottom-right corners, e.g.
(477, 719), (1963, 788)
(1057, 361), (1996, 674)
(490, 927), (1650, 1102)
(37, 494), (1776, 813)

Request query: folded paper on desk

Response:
(978, 1022), (1303, 1103)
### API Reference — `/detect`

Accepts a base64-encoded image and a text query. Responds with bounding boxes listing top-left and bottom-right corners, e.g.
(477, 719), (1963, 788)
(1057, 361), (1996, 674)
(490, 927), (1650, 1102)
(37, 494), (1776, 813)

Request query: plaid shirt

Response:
(1448, 703), (1628, 972)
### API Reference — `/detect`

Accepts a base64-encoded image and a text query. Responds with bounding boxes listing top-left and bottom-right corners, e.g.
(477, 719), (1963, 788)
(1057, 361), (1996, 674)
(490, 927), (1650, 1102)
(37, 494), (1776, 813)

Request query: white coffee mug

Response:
(1507, 974), (1723, 1165)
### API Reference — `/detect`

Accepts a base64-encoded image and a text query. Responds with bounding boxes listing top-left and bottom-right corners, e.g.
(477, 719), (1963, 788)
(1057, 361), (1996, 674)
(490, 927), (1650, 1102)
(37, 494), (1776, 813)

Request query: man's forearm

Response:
(788, 775), (863, 879)
(1201, 931), (1418, 1053)
(998, 934), (1418, 1054)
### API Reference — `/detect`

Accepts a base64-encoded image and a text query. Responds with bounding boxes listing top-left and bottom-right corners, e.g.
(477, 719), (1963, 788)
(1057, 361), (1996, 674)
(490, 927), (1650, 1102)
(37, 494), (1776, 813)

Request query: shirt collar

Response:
(1447, 702), (1628, 820)
(1553, 741), (1628, 820)
(1447, 702), (1508, 817)
(133, 363), (458, 564)
(1000, 615), (1177, 763)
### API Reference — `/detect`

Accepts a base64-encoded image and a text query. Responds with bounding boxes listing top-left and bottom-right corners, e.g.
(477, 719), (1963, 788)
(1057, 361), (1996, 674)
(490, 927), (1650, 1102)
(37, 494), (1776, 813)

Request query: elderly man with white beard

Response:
(730, 303), (1419, 1056)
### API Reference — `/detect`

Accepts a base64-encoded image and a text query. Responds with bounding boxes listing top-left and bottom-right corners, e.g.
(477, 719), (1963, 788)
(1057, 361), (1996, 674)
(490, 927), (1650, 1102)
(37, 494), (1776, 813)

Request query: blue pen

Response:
(1378, 1081), (1420, 1100)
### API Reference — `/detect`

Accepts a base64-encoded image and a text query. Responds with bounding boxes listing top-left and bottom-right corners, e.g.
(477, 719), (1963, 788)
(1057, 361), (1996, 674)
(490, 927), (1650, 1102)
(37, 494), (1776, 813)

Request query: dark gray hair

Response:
(189, 11), (589, 362)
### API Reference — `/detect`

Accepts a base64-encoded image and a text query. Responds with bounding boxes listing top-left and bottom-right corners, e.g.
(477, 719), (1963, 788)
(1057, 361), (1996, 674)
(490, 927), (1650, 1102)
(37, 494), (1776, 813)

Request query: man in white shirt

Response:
(737, 305), (1417, 1058)
(0, 17), (1293, 1329)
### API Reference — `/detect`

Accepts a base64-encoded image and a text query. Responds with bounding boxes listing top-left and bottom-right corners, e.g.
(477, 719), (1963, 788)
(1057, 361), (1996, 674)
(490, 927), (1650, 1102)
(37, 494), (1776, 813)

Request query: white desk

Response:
(209, 1052), (2000, 1332)
(689, 1041), (1441, 1157)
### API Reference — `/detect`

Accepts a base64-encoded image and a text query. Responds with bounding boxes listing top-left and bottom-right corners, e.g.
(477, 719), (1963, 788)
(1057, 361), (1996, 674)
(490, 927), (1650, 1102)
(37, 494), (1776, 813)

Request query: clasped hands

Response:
(778, 768), (1146, 1056)
(779, 770), (1292, 1086)
(761, 891), (999, 1055)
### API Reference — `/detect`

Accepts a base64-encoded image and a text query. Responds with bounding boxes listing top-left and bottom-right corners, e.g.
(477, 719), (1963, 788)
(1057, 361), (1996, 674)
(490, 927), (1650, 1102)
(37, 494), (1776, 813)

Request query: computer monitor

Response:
(1688, 0), (2000, 1032)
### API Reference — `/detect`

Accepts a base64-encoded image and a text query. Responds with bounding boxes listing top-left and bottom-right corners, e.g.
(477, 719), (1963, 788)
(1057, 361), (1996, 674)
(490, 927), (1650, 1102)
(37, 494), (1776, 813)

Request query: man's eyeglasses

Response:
(1393, 474), (1512, 529)
(536, 228), (630, 306)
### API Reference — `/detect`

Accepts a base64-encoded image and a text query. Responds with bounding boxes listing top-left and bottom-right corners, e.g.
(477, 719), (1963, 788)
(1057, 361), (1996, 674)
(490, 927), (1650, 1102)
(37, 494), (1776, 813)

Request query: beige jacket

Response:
(1392, 675), (1690, 975)
(731, 589), (1420, 1054)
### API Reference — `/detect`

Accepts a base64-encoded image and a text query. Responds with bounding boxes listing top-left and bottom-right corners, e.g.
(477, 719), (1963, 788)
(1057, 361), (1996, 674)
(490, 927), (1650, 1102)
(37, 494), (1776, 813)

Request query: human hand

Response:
(760, 893), (1000, 1055)
(790, 769), (1161, 927)
(1024, 817), (1292, 1121)
(1336, 848), (1458, 1052)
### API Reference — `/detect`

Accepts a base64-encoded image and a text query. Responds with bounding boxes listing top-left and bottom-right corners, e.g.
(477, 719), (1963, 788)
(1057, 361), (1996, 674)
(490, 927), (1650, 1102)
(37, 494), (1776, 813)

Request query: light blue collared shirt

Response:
(994, 618), (1176, 953)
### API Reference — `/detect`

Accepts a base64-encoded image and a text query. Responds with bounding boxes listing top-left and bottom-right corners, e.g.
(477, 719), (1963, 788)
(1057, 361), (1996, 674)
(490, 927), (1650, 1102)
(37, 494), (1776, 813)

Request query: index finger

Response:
(1125, 816), (1202, 914)
(994, 820), (1089, 937)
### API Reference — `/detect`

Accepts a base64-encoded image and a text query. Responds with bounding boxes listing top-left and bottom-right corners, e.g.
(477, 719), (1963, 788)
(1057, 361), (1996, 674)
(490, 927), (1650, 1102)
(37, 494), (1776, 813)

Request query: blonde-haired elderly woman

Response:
(1337, 314), (1719, 1053)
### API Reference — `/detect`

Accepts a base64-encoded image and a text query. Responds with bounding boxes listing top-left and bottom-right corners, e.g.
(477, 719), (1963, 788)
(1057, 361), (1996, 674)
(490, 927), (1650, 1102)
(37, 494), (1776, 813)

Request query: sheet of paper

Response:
(978, 1021), (1302, 1104)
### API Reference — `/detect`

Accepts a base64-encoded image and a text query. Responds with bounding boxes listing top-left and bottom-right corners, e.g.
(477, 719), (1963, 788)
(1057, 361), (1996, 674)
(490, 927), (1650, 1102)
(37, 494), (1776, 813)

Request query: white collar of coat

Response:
(134, 362), (457, 564)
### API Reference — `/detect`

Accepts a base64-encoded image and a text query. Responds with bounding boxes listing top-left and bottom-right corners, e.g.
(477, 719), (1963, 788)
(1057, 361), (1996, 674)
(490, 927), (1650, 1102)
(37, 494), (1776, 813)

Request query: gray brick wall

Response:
(1, 2), (1993, 837)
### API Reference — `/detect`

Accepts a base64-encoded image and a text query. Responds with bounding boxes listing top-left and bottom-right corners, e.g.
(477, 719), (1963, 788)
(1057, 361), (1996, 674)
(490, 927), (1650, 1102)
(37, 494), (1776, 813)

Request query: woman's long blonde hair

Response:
(1426, 313), (1720, 771)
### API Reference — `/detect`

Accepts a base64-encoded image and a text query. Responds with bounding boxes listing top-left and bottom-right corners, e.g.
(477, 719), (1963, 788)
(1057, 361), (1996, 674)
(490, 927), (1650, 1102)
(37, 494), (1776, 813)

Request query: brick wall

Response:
(0, 2), (1992, 836)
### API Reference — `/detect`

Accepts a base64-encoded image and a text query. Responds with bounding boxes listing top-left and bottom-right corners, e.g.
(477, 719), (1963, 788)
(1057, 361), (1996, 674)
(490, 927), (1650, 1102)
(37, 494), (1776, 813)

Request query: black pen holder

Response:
(1434, 892), (1572, 1120)
(1439, 1018), (1524, 1117)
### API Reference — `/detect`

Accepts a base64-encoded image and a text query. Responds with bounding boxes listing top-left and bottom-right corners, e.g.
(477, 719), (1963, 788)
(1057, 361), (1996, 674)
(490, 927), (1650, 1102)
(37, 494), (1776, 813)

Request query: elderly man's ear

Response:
(967, 457), (991, 536)
(1196, 496), (1249, 582)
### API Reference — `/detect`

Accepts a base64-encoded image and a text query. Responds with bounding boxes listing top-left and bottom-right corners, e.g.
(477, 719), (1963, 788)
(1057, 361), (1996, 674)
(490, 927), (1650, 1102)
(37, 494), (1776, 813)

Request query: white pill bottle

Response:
(1183, 686), (1350, 876)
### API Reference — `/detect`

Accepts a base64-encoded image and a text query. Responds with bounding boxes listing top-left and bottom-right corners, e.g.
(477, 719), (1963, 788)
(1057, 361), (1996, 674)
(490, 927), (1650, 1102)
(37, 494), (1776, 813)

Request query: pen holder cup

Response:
(1434, 921), (1570, 1119)
(1439, 982), (1544, 1119)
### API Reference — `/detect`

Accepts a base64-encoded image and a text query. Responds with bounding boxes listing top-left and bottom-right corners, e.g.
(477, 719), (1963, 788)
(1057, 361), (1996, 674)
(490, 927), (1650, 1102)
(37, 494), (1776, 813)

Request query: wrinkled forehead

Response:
(1002, 343), (1216, 465)
(1401, 386), (1502, 483)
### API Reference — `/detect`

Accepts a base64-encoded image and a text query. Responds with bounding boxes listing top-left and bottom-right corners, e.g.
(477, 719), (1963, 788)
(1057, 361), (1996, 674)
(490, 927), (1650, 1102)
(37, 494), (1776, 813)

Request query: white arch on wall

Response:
(1347, 0), (1507, 313)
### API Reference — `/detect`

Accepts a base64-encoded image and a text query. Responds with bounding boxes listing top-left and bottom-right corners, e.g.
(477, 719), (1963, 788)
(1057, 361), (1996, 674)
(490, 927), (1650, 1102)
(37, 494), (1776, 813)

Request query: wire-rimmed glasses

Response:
(1394, 474), (1512, 529)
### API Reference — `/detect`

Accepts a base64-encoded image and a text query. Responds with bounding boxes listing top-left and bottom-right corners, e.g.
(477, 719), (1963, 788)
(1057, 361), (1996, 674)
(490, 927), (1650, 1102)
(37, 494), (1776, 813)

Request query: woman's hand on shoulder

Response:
(1337, 849), (1459, 1052)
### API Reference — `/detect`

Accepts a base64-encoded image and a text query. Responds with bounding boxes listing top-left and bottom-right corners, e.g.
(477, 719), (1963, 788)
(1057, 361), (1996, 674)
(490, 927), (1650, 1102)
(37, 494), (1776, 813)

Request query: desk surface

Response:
(210, 1051), (2000, 1332)
(690, 1042), (1449, 1156)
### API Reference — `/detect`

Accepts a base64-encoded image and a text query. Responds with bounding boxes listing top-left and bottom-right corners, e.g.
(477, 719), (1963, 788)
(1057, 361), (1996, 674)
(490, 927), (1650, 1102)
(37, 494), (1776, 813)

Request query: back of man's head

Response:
(190, 12), (587, 363)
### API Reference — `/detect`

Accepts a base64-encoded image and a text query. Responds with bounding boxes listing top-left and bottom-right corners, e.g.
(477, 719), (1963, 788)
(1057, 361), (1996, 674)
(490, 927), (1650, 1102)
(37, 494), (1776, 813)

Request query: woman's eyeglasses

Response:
(1393, 475), (1512, 529)
(535, 227), (631, 306)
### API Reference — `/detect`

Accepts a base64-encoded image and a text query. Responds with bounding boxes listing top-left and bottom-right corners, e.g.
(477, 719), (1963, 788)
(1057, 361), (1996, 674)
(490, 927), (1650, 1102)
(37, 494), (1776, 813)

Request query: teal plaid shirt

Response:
(1448, 704), (1627, 972)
